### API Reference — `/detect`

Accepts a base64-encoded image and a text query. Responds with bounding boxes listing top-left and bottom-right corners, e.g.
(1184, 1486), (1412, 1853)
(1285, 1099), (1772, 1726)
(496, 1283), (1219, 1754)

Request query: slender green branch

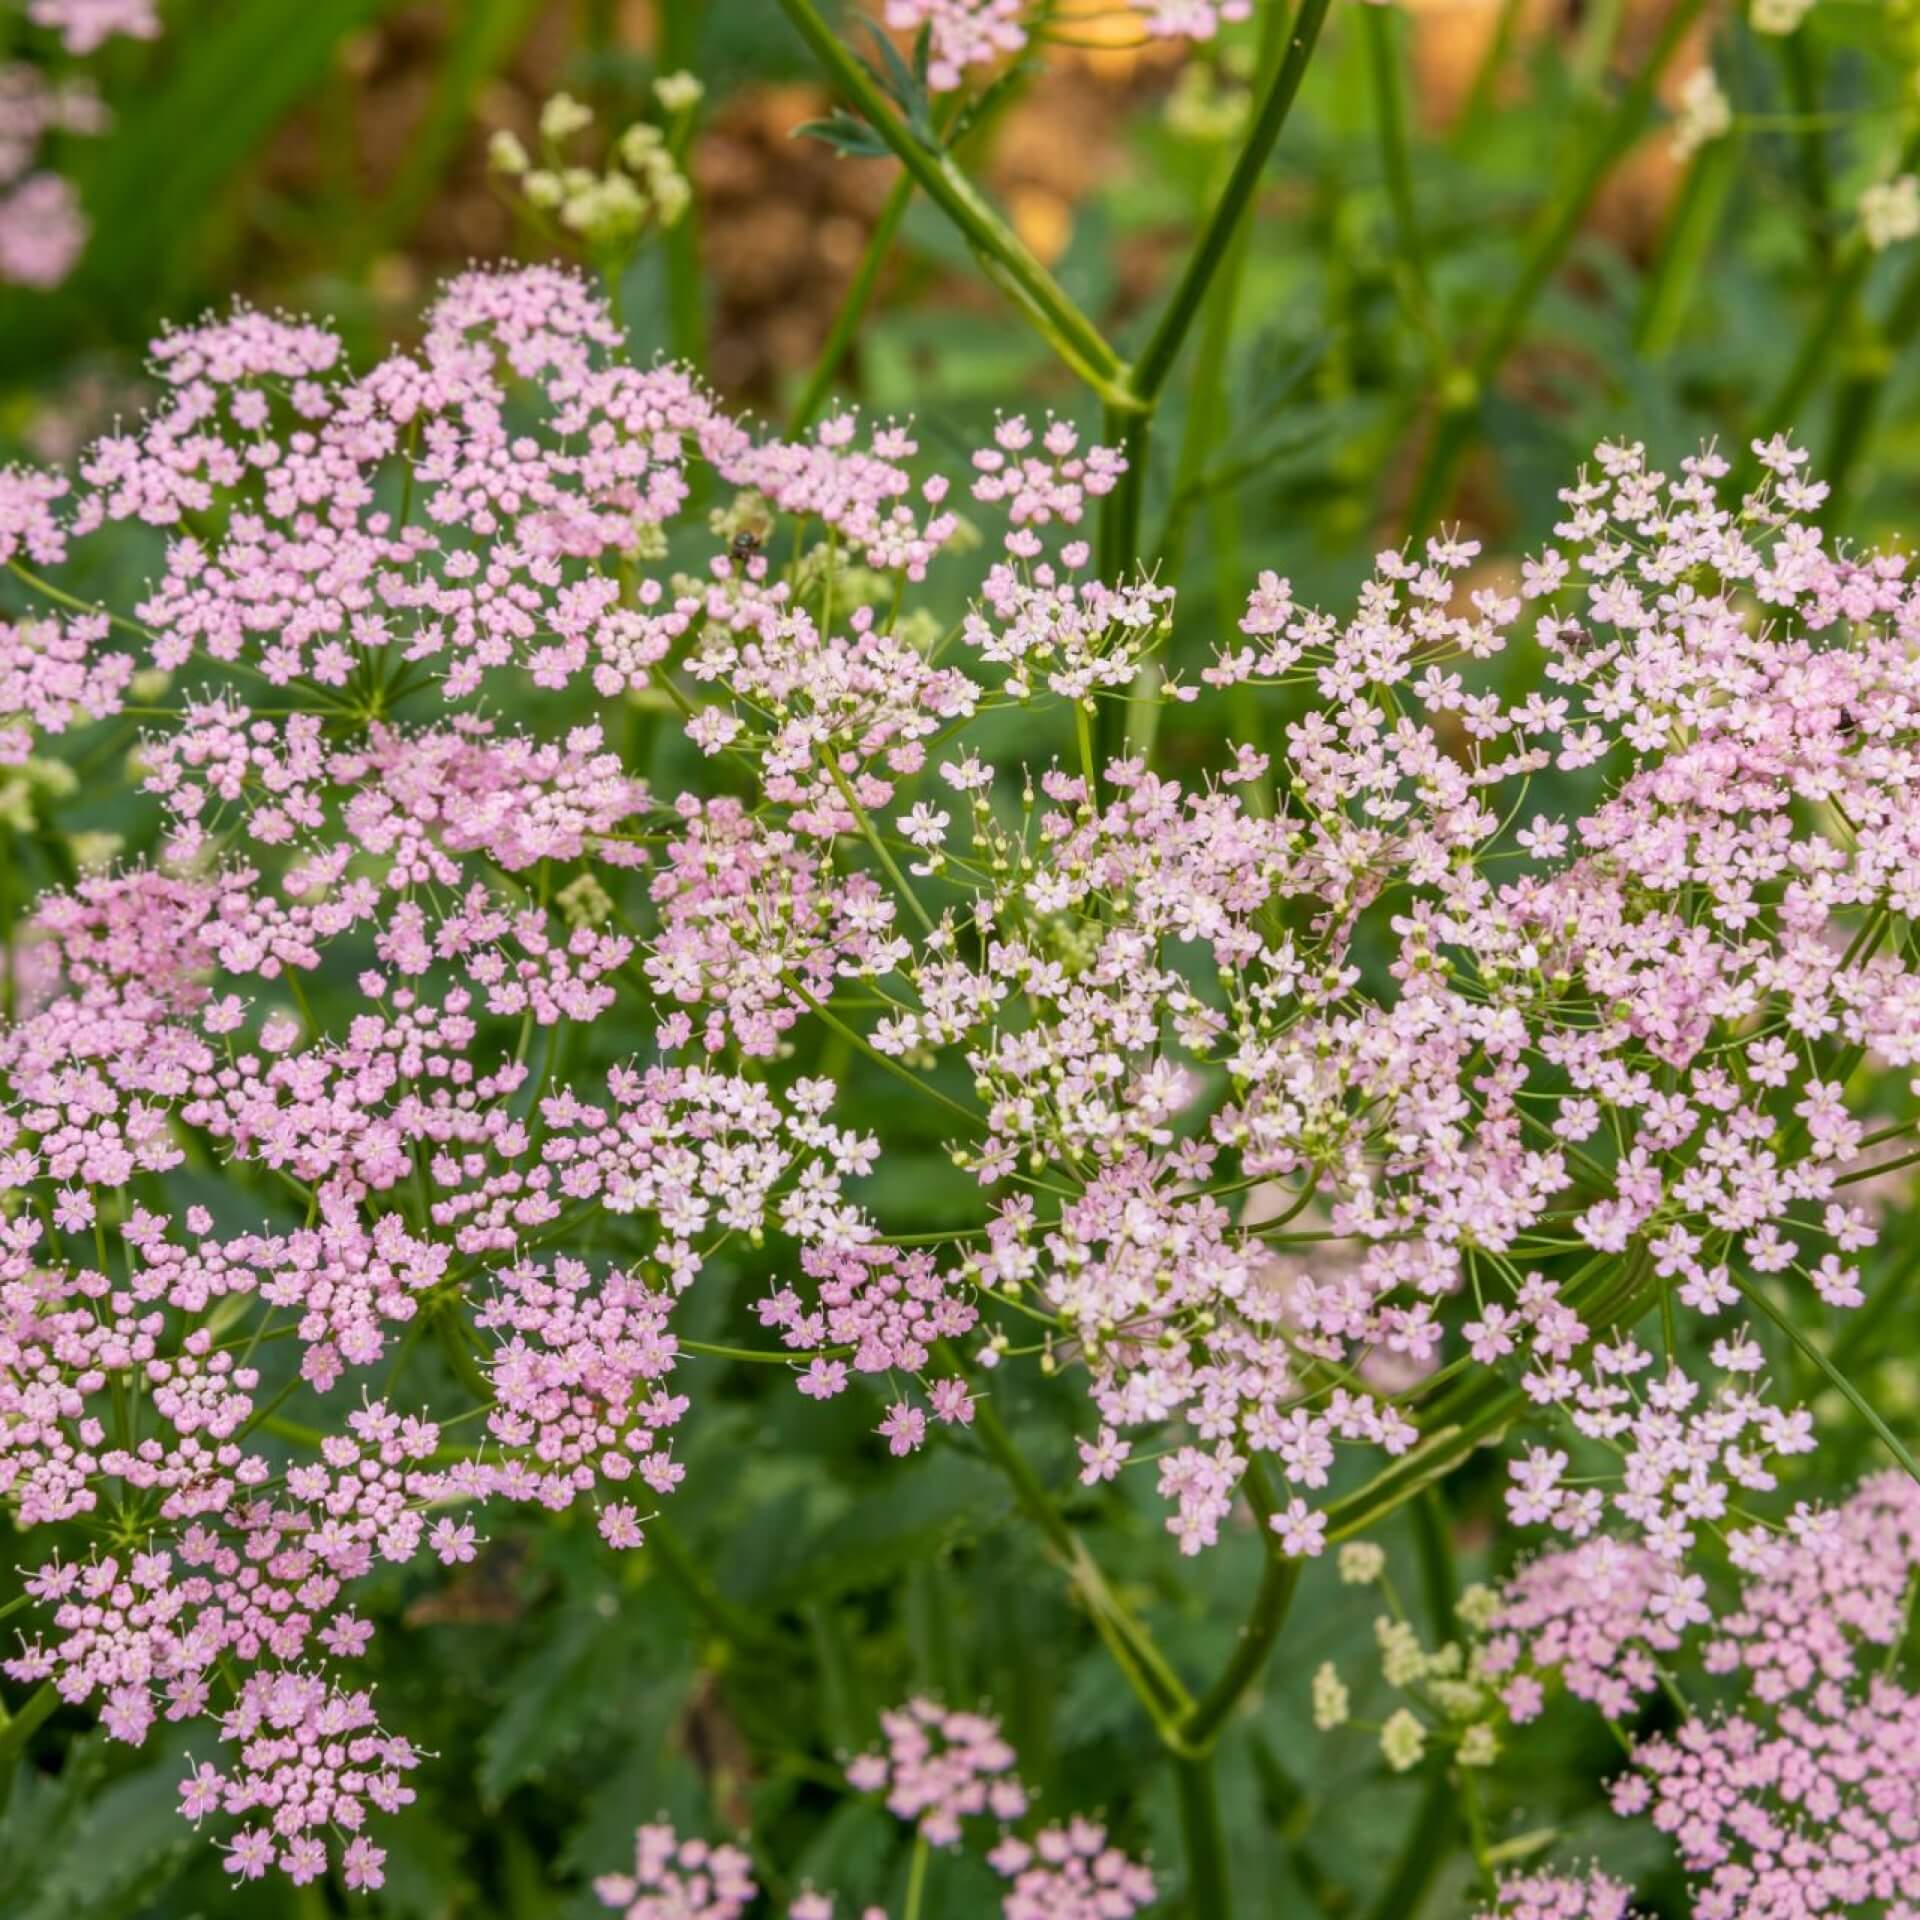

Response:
(790, 169), (915, 434)
(680, 1338), (856, 1366)
(773, 0), (1131, 403)
(781, 972), (984, 1130)
(1733, 1272), (1920, 1487)
(1129, 0), (1335, 407)
(1360, 1761), (1459, 1920)
(825, 756), (937, 933)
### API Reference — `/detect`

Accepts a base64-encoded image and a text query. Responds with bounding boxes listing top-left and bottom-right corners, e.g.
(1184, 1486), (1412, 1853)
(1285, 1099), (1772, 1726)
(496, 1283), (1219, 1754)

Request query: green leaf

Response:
(766, 1452), (1006, 1606)
(478, 1610), (614, 1806)
(856, 18), (936, 143)
(3, 1731), (196, 1920)
(794, 110), (895, 160)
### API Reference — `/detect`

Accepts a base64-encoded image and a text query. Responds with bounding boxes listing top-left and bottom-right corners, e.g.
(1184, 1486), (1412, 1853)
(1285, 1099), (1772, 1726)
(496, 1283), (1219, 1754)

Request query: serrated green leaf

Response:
(478, 1610), (612, 1806)
(767, 1452), (1005, 1606)
(12, 1731), (195, 1920)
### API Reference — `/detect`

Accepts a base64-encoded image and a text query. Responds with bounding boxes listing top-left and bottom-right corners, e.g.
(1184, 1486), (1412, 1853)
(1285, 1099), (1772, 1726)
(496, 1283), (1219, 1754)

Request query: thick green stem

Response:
(1404, 0), (1706, 533)
(1328, 1250), (1657, 1541)
(0, 1678), (58, 1807)
(774, 0), (1130, 403)
(903, 1834), (932, 1920)
(1173, 1749), (1233, 1920)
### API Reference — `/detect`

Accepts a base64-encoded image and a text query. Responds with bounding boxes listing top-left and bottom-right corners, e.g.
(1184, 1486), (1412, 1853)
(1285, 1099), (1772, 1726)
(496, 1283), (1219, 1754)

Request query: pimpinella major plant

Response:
(7, 3), (1920, 1917)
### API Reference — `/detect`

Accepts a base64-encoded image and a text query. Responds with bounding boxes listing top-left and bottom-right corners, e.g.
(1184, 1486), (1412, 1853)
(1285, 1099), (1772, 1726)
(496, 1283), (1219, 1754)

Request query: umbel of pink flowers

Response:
(2, 261), (1920, 1890)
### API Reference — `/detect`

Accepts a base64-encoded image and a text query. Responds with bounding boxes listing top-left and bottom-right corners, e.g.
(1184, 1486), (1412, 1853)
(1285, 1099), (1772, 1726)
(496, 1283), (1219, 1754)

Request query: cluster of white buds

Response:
(488, 74), (703, 257)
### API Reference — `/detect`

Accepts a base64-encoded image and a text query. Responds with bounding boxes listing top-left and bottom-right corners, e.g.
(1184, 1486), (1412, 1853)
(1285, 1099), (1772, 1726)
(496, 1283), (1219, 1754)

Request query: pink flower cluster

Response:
(882, 0), (1251, 92)
(1485, 1474), (1920, 1916)
(5, 254), (1920, 1893)
(597, 1700), (1154, 1918)
(1474, 1871), (1641, 1920)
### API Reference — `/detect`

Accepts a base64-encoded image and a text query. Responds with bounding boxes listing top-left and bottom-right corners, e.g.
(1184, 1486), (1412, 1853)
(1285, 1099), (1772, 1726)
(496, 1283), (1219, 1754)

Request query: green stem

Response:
(1129, 0), (1335, 406)
(790, 169), (914, 434)
(1404, 0), (1706, 533)
(1328, 1252), (1656, 1541)
(825, 756), (937, 932)
(903, 1834), (932, 1920)
(1174, 1749), (1233, 1920)
(1360, 1761), (1458, 1920)
(1411, 1487), (1456, 1641)
(1362, 0), (1441, 360)
(773, 0), (1130, 403)
(781, 973), (983, 1131)
(1634, 133), (1742, 358)
(0, 1679), (58, 1793)
(679, 1337), (855, 1366)
(1178, 1460), (1301, 1752)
